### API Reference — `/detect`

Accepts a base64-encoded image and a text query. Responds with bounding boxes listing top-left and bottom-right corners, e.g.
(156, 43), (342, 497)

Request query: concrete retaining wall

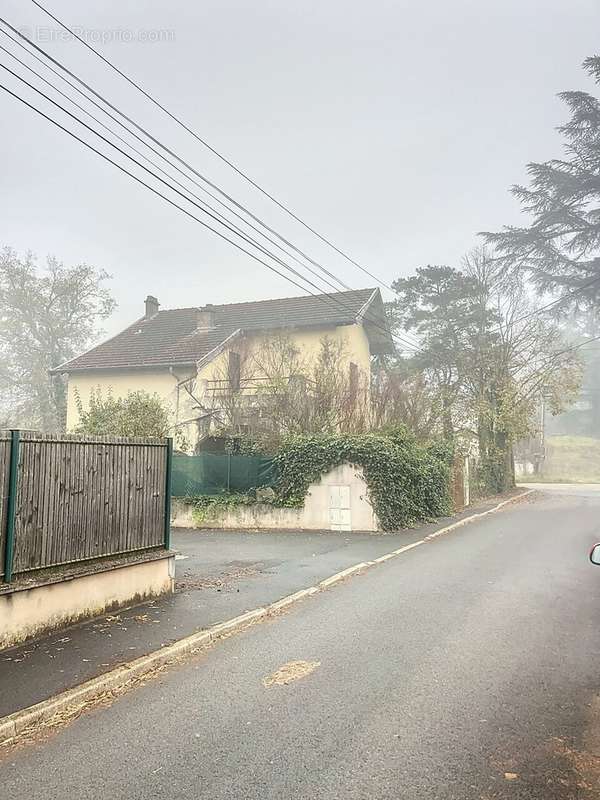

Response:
(172, 463), (379, 531)
(0, 554), (175, 650)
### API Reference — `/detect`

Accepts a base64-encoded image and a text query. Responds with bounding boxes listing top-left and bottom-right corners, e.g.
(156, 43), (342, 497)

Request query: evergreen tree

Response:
(484, 57), (600, 306)
(389, 253), (582, 492)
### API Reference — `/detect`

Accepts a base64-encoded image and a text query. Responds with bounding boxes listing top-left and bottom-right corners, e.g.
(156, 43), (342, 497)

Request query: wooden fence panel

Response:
(10, 432), (168, 575)
(0, 431), (10, 579)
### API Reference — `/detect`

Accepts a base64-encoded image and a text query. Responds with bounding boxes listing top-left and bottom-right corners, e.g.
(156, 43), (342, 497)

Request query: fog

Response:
(2, 0), (599, 332)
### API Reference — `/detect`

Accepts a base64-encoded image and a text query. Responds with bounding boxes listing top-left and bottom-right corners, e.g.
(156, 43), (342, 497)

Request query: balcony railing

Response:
(203, 375), (313, 399)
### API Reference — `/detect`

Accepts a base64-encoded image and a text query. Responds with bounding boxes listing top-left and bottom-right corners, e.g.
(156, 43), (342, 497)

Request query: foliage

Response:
(74, 387), (181, 443)
(388, 264), (495, 438)
(387, 251), (583, 493)
(189, 492), (258, 525)
(273, 429), (454, 531)
(483, 57), (600, 307)
(208, 333), (369, 439)
(477, 445), (512, 496)
(555, 308), (600, 436)
(224, 435), (259, 455)
(0, 247), (115, 432)
(222, 433), (278, 456)
(370, 365), (442, 438)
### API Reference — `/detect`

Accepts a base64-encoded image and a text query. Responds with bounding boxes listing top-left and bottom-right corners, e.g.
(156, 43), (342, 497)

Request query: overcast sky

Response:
(2, 0), (599, 335)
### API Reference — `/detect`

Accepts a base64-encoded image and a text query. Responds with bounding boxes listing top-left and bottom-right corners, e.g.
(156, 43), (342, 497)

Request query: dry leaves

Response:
(262, 660), (320, 687)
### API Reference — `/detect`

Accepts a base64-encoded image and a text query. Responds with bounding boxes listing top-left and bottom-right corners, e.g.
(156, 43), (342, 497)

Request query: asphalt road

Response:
(2, 486), (600, 799)
(2, 515), (461, 716)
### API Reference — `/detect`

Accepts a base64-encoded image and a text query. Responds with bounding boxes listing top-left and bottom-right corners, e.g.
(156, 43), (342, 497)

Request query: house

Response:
(54, 288), (394, 450)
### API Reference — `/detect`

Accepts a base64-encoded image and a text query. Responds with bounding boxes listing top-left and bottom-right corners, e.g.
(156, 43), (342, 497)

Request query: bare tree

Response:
(370, 366), (441, 437)
(205, 334), (369, 438)
(0, 247), (115, 431)
(388, 247), (582, 490)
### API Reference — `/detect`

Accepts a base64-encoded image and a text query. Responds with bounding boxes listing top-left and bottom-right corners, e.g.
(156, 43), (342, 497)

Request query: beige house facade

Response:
(56, 289), (393, 451)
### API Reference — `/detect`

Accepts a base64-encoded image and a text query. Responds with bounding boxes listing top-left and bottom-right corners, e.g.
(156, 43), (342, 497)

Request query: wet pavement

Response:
(0, 498), (513, 718)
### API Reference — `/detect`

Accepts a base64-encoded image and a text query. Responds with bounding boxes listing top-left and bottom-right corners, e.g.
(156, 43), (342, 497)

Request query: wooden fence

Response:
(0, 431), (172, 583)
(0, 433), (10, 577)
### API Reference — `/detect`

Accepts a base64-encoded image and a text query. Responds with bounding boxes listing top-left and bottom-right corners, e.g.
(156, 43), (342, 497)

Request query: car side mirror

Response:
(590, 544), (600, 565)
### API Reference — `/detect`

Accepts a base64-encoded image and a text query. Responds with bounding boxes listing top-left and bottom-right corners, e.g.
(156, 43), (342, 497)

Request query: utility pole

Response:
(538, 392), (546, 476)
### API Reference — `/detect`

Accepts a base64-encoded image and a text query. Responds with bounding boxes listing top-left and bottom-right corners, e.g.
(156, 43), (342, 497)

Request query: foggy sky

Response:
(2, 0), (599, 335)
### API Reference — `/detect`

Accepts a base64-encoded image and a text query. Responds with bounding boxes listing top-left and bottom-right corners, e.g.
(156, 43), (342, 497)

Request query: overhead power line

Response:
(0, 62), (344, 298)
(0, 73), (413, 351)
(0, 42), (347, 298)
(29, 0), (398, 296)
(0, 16), (353, 296)
(0, 17), (419, 351)
(6, 28), (596, 359)
(490, 273), (600, 334)
(3, 39), (595, 371)
(30, 0), (600, 359)
(5, 18), (595, 360)
(0, 65), (388, 338)
(0, 82), (344, 302)
(0, 27), (350, 298)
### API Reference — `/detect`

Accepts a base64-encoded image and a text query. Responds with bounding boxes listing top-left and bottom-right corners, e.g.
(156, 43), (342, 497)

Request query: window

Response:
(349, 362), (359, 401)
(228, 351), (241, 392)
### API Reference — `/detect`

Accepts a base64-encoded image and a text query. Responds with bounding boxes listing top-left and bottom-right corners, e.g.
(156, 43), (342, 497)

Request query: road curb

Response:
(0, 607), (268, 746)
(423, 489), (535, 541)
(318, 562), (369, 588)
(0, 488), (533, 747)
(267, 587), (320, 613)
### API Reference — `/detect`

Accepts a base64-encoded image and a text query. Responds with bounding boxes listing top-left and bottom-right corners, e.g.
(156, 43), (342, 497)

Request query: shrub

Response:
(190, 492), (257, 525)
(73, 387), (186, 445)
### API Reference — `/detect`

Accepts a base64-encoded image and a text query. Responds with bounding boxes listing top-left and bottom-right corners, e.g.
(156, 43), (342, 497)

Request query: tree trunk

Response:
(442, 391), (454, 439)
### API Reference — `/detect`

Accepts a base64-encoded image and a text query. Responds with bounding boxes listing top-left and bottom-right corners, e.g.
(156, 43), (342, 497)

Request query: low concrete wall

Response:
(172, 463), (379, 532)
(0, 554), (175, 650)
(172, 499), (307, 530)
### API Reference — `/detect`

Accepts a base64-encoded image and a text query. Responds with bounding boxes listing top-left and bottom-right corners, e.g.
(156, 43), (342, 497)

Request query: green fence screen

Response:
(171, 453), (277, 497)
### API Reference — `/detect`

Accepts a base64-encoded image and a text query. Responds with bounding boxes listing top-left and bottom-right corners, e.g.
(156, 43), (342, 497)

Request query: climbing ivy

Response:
(273, 428), (454, 531)
(189, 492), (258, 525)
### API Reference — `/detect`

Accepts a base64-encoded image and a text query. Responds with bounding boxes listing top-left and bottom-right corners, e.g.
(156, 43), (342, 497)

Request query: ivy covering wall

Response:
(273, 428), (453, 531)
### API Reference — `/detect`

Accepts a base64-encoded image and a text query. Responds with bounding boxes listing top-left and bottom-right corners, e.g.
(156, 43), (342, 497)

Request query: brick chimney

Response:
(145, 295), (159, 318)
(196, 304), (216, 329)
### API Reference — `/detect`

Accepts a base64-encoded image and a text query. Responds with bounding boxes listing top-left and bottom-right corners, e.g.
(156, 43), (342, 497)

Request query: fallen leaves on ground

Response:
(262, 660), (320, 688)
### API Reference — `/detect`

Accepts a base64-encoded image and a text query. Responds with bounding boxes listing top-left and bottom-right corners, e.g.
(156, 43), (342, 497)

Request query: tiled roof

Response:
(54, 288), (387, 373)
